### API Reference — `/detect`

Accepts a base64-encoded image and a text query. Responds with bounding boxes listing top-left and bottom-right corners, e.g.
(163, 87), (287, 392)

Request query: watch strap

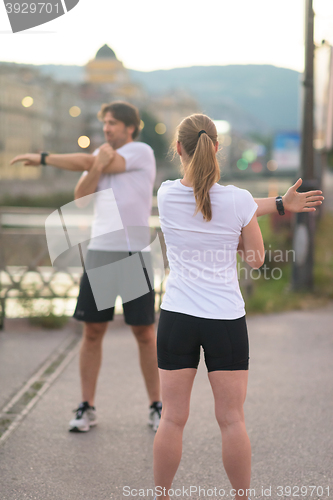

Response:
(275, 196), (285, 216)
(40, 152), (49, 165)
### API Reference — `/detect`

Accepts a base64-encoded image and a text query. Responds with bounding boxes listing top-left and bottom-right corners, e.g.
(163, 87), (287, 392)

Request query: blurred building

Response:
(84, 45), (151, 151)
(0, 44), (199, 194)
(146, 91), (199, 143)
(0, 65), (47, 180)
(0, 63), (84, 184)
(85, 44), (144, 102)
(46, 82), (84, 154)
(86, 44), (127, 85)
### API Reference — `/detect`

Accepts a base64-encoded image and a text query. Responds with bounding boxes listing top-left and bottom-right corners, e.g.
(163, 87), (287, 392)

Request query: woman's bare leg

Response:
(208, 370), (251, 500)
(153, 368), (197, 500)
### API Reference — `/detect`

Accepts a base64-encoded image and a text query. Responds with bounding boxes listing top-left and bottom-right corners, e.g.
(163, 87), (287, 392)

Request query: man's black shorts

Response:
(157, 309), (249, 372)
(73, 250), (155, 325)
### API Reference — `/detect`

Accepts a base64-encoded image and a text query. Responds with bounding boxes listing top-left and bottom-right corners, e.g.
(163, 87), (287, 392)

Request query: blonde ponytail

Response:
(177, 114), (220, 221)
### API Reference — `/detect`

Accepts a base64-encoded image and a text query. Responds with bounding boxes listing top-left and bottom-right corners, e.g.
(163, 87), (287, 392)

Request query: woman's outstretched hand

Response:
(283, 178), (324, 212)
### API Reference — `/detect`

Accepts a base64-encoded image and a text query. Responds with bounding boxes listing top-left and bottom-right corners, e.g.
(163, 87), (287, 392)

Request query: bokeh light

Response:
(21, 96), (33, 108)
(214, 120), (231, 134)
(155, 123), (166, 135)
(237, 158), (248, 170)
(69, 106), (81, 117)
(78, 136), (90, 148)
(242, 149), (257, 163)
(140, 120), (145, 130)
(267, 160), (278, 171)
(251, 161), (263, 173)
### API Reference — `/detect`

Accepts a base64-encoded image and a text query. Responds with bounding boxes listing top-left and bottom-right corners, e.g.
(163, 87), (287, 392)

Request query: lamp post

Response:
(292, 0), (318, 290)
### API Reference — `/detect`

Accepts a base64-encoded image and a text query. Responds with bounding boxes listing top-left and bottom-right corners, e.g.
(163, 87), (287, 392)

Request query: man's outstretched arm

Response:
(10, 152), (95, 172)
(255, 178), (324, 217)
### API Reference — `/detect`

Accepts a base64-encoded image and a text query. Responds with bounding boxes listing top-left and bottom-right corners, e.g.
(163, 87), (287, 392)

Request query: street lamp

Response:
(292, 0), (318, 290)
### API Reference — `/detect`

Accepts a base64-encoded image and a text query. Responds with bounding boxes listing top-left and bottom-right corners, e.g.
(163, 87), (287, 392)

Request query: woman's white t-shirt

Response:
(157, 179), (258, 320)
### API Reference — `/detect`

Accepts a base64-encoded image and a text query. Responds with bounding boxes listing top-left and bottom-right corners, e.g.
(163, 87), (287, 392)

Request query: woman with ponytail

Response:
(154, 114), (265, 500)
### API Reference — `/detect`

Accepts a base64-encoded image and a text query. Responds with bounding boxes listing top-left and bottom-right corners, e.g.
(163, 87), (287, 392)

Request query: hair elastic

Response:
(198, 130), (207, 138)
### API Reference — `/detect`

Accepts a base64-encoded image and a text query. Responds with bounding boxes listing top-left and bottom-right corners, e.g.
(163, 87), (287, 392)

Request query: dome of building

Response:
(95, 44), (117, 59)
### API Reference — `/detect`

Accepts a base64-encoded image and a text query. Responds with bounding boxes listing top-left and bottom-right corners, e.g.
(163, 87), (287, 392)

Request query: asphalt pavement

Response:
(0, 306), (332, 500)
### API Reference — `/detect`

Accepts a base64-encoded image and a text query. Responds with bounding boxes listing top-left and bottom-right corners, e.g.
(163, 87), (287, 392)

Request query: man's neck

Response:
(112, 138), (134, 150)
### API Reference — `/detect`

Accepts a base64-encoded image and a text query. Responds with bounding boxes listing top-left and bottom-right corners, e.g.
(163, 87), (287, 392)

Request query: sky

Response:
(0, 0), (333, 72)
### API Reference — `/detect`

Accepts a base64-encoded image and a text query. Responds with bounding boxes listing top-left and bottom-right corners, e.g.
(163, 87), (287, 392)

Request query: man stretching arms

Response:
(12, 101), (162, 432)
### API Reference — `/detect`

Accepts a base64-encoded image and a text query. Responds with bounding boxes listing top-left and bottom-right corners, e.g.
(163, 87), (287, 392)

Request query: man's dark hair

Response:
(98, 101), (140, 139)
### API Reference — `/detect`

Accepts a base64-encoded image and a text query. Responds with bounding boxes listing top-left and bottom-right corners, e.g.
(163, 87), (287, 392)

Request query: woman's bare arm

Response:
(238, 216), (265, 269)
(254, 178), (323, 217)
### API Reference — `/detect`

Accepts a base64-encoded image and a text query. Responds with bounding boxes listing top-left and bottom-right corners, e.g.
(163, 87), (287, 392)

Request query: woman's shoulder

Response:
(229, 185), (254, 201)
(210, 183), (243, 197)
(157, 180), (187, 211)
(211, 185), (256, 213)
(217, 184), (253, 198)
(159, 179), (177, 187)
(157, 179), (179, 195)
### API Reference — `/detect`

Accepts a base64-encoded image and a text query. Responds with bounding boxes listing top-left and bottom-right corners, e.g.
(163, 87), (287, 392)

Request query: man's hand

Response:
(10, 153), (42, 166)
(283, 178), (324, 212)
(95, 143), (115, 171)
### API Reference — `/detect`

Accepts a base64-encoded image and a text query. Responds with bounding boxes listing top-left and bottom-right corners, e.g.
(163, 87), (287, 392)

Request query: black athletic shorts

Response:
(157, 309), (249, 372)
(73, 250), (155, 325)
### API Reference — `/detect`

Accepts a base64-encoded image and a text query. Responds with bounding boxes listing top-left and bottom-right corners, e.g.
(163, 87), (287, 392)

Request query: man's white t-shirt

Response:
(86, 141), (156, 251)
(157, 180), (258, 320)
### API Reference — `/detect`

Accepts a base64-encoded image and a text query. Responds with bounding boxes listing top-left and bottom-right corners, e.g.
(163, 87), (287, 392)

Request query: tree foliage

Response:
(138, 110), (169, 160)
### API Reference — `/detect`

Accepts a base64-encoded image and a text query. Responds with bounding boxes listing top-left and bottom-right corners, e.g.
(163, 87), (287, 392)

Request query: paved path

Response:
(0, 307), (332, 500)
(0, 319), (78, 411)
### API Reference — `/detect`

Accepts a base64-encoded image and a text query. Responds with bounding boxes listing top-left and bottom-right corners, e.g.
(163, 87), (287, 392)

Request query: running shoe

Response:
(148, 401), (162, 432)
(69, 401), (97, 432)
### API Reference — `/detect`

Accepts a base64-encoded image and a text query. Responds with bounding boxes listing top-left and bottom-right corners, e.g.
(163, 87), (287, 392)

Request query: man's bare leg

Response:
(131, 324), (160, 404)
(80, 321), (108, 407)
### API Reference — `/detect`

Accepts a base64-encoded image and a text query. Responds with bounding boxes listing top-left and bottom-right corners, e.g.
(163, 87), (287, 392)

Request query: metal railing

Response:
(0, 206), (254, 329)
(0, 207), (166, 329)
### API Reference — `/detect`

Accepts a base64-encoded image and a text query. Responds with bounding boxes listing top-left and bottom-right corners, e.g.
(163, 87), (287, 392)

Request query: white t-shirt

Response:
(86, 141), (156, 251)
(157, 179), (258, 319)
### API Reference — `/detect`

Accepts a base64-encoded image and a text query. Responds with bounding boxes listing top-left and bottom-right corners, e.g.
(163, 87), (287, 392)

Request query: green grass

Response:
(28, 313), (69, 329)
(242, 212), (333, 315)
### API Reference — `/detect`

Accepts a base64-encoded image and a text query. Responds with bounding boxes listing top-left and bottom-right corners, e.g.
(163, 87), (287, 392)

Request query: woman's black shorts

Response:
(157, 309), (249, 372)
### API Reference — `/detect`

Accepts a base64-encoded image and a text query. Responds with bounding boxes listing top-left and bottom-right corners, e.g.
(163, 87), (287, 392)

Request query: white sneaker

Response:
(69, 402), (97, 432)
(148, 401), (162, 432)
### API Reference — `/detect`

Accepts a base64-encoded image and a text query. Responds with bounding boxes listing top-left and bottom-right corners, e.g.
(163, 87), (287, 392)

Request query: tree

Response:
(139, 110), (169, 161)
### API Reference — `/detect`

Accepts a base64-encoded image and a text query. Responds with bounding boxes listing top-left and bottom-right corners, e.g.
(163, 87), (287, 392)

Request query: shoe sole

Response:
(69, 426), (90, 432)
(69, 420), (97, 432)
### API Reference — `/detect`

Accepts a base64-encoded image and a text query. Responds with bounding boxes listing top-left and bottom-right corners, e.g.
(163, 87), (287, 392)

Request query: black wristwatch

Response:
(40, 152), (49, 165)
(275, 196), (285, 216)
